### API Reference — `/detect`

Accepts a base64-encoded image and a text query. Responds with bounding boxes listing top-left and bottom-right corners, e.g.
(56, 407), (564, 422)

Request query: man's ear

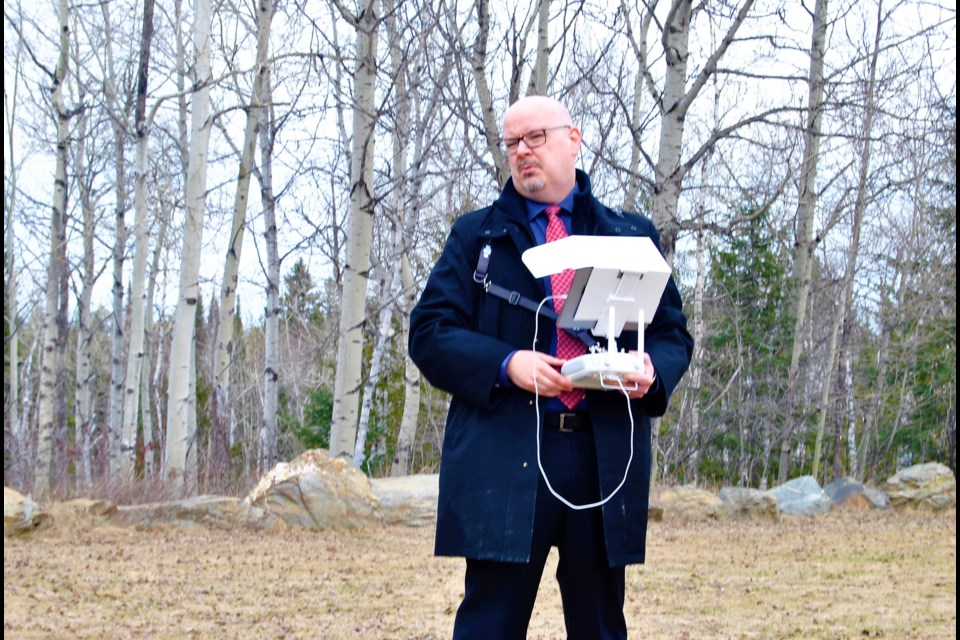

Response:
(568, 127), (583, 155)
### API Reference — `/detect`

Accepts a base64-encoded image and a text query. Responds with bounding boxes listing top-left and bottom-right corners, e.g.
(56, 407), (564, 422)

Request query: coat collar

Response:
(479, 169), (605, 241)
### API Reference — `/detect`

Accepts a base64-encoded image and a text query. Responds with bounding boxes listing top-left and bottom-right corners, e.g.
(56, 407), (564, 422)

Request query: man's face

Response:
(502, 101), (581, 203)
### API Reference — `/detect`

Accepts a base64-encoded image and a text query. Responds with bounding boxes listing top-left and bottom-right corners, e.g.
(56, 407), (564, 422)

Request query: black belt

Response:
(543, 412), (592, 433)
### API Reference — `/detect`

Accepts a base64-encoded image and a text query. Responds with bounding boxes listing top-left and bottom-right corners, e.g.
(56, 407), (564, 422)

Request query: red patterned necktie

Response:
(544, 204), (586, 409)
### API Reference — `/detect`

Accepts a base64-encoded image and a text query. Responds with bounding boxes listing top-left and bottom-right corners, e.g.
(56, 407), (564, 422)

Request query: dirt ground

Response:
(3, 507), (956, 639)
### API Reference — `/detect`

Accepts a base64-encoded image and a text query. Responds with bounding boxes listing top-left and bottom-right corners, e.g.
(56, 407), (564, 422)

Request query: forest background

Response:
(3, 0), (956, 501)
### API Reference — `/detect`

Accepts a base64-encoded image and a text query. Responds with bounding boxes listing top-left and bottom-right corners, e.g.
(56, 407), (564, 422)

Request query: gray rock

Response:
(719, 486), (780, 521)
(766, 476), (832, 516)
(824, 477), (890, 510)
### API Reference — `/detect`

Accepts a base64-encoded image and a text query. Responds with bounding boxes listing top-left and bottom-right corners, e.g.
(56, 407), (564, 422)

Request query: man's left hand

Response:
(620, 351), (656, 399)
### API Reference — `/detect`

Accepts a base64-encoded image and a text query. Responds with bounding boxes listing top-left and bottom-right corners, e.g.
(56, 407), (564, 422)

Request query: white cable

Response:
(532, 296), (635, 511)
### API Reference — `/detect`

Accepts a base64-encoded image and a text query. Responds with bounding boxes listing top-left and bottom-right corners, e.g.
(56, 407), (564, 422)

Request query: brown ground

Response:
(3, 507), (956, 639)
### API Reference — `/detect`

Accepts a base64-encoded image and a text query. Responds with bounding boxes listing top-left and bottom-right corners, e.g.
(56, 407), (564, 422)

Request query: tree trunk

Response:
(777, 0), (829, 484)
(120, 0), (156, 480)
(212, 0), (274, 486)
(526, 0), (550, 95)
(73, 107), (97, 492)
(260, 68), (280, 472)
(164, 0), (213, 489)
(35, 0), (72, 496)
(330, 0), (380, 463)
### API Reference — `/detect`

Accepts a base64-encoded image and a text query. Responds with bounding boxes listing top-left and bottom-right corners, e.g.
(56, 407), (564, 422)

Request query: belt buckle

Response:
(558, 413), (576, 433)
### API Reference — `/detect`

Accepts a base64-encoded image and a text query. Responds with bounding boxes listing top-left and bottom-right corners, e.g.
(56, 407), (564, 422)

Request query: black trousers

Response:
(452, 428), (628, 640)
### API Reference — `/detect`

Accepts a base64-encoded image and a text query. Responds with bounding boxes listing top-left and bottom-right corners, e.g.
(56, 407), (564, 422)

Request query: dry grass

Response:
(4, 507), (956, 639)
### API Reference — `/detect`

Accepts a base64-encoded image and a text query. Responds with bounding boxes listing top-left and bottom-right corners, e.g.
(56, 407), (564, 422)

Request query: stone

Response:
(881, 462), (956, 510)
(370, 473), (438, 527)
(245, 449), (381, 530)
(824, 477), (890, 510)
(718, 486), (780, 521)
(4, 487), (49, 536)
(656, 485), (729, 521)
(766, 476), (832, 517)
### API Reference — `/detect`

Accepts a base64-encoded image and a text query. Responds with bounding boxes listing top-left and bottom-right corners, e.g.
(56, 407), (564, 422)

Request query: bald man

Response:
(410, 96), (693, 639)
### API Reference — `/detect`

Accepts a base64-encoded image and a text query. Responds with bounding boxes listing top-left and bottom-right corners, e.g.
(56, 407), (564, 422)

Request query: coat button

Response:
(523, 462), (528, 468)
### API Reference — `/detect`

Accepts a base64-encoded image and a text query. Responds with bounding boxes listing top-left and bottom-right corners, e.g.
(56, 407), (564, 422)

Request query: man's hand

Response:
(620, 351), (657, 400)
(505, 350), (574, 397)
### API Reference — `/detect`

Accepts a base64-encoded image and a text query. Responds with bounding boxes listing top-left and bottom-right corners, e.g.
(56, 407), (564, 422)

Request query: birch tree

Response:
(777, 0), (829, 485)
(164, 0), (214, 487)
(211, 0), (274, 484)
(33, 0), (73, 495)
(329, 0), (381, 463)
(812, 0), (888, 482)
(119, 0), (157, 480)
(259, 67), (280, 471)
(5, 22), (24, 488)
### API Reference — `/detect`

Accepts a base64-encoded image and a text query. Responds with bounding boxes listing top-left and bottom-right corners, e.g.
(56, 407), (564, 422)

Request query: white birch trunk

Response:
(259, 68), (280, 471)
(164, 0), (213, 488)
(330, 0), (380, 463)
(74, 109), (96, 492)
(354, 230), (403, 468)
(526, 0), (550, 95)
(391, 255), (421, 477)
(142, 195), (171, 476)
(6, 39), (22, 487)
(97, 0), (131, 478)
(812, 1), (881, 481)
(213, 0), (273, 482)
(120, 0), (157, 479)
(35, 0), (71, 496)
(778, 0), (829, 484)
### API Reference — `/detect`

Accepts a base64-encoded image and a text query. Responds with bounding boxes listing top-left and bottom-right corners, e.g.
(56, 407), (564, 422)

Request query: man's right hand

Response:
(505, 350), (575, 397)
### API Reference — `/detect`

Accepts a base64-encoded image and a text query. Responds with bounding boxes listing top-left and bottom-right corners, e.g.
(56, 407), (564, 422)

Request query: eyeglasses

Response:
(502, 125), (571, 155)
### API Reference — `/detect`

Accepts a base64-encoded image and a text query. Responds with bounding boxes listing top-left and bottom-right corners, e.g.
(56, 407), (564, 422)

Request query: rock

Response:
(824, 477), (890, 510)
(370, 474), (438, 527)
(881, 462), (956, 510)
(113, 495), (274, 531)
(4, 487), (50, 536)
(766, 476), (832, 517)
(718, 486), (780, 521)
(656, 485), (728, 521)
(49, 497), (118, 518)
(245, 449), (381, 530)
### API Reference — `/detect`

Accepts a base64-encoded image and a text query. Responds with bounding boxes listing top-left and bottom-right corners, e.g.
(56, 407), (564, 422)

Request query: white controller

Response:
(561, 351), (643, 391)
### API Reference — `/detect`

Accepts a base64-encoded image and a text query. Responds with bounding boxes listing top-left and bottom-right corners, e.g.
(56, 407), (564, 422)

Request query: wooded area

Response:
(3, 0), (956, 499)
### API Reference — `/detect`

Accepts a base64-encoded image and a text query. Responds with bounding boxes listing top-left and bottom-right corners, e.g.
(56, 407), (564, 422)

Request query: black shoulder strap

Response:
(474, 241), (598, 349)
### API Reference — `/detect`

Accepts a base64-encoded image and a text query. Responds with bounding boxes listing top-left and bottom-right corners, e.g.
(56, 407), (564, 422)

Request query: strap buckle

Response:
(557, 412), (577, 433)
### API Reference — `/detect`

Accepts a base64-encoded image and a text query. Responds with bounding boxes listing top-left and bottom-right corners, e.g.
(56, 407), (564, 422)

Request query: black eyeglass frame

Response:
(501, 125), (572, 154)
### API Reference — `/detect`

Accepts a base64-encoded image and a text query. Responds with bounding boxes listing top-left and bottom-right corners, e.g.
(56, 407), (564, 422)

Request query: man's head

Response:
(502, 96), (581, 203)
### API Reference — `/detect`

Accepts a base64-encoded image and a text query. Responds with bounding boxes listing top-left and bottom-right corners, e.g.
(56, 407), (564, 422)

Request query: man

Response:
(409, 95), (693, 639)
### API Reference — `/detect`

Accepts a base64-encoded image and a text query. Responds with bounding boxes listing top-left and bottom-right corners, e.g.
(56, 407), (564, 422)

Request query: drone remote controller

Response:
(561, 351), (643, 391)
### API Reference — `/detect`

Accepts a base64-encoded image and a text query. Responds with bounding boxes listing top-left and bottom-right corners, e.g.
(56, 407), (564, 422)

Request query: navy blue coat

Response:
(409, 171), (693, 567)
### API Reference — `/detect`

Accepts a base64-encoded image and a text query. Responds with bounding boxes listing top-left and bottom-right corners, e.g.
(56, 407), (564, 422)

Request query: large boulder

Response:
(824, 477), (890, 510)
(4, 487), (49, 536)
(718, 486), (780, 521)
(370, 473), (439, 527)
(766, 476), (832, 516)
(245, 449), (381, 529)
(656, 485), (728, 521)
(881, 462), (956, 510)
